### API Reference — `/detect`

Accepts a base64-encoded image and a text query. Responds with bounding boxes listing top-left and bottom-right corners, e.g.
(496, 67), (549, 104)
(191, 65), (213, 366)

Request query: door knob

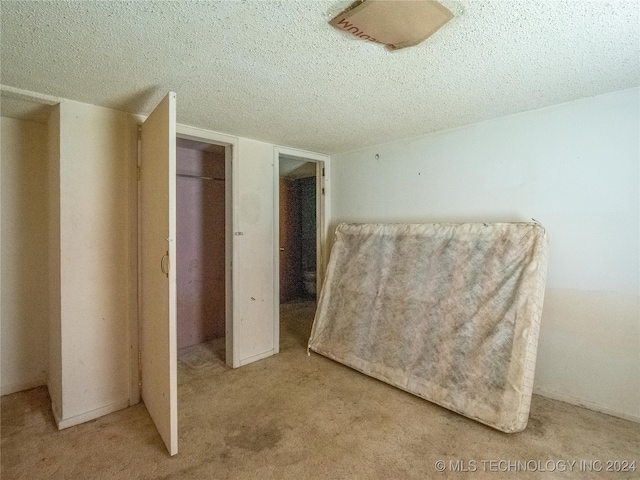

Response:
(280, 247), (285, 251)
(160, 251), (170, 278)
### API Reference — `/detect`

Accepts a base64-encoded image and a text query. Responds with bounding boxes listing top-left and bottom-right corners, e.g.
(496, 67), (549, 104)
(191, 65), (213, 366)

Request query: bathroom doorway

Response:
(273, 148), (329, 355)
(278, 157), (318, 303)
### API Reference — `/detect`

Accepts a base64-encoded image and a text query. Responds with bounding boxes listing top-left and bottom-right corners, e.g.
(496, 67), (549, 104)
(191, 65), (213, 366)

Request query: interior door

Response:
(139, 92), (178, 456)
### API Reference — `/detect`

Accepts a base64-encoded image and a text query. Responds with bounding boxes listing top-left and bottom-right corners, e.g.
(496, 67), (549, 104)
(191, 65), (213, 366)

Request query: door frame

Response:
(273, 147), (330, 354)
(129, 121), (240, 406)
(175, 124), (239, 368)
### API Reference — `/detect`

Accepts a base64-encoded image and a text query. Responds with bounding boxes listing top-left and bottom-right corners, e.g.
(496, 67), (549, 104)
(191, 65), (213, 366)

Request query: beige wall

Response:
(331, 88), (640, 422)
(538, 290), (639, 417)
(1, 117), (50, 395)
(55, 100), (130, 427)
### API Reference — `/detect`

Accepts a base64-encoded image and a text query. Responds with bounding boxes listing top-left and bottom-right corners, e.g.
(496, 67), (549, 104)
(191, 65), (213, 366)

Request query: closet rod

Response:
(176, 173), (224, 181)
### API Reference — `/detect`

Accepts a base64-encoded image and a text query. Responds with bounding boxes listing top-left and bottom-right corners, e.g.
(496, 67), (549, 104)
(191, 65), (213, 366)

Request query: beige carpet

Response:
(2, 301), (639, 479)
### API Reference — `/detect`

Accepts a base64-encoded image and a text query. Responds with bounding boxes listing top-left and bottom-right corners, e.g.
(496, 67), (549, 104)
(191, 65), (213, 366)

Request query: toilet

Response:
(303, 270), (316, 296)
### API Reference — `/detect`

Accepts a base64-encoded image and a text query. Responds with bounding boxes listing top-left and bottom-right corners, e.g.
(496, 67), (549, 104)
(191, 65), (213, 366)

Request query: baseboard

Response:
(238, 349), (275, 367)
(51, 400), (62, 427)
(55, 398), (130, 430)
(1, 377), (47, 396)
(534, 388), (640, 424)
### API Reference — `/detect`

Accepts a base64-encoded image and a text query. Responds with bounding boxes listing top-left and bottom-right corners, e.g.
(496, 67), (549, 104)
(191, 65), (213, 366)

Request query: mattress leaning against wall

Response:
(308, 222), (549, 433)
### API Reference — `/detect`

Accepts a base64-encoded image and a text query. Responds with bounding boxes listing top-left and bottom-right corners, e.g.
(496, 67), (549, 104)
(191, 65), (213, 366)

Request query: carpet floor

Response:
(2, 301), (638, 479)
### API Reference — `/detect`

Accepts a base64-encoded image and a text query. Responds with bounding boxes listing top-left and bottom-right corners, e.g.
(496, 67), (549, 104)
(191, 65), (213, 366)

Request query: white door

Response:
(139, 92), (178, 456)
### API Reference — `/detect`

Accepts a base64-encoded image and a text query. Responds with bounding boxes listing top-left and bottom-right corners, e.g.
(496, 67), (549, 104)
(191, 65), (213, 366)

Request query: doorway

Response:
(136, 94), (237, 456)
(279, 158), (318, 303)
(274, 150), (328, 354)
(175, 138), (227, 371)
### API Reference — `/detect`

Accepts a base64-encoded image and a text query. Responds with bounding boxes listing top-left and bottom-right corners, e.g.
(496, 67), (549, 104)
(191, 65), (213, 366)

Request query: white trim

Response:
(225, 141), (238, 368)
(273, 147), (330, 355)
(176, 124), (240, 369)
(534, 387), (640, 424)
(55, 399), (130, 430)
(0, 84), (60, 105)
(276, 146), (329, 163)
(238, 349), (275, 367)
(177, 124), (238, 147)
(273, 150), (280, 354)
(127, 115), (141, 406)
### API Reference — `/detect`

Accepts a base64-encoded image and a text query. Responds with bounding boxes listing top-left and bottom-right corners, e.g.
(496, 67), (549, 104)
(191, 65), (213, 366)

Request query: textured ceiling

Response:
(1, 1), (638, 154)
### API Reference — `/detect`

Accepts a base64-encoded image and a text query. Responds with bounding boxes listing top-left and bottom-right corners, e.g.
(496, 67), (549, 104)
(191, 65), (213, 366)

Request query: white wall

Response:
(234, 138), (276, 365)
(56, 100), (130, 427)
(331, 88), (640, 422)
(1, 117), (50, 395)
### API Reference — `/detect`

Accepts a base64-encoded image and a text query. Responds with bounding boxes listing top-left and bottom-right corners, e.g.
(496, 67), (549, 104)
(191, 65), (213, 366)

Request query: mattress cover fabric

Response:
(308, 222), (548, 433)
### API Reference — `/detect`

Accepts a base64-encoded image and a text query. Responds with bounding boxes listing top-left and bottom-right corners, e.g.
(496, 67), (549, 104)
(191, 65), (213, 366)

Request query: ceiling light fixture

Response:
(329, 0), (454, 51)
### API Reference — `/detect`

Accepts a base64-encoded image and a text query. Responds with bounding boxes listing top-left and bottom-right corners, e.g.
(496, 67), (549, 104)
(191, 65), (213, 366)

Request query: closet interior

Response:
(176, 138), (226, 366)
(0, 99), (52, 398)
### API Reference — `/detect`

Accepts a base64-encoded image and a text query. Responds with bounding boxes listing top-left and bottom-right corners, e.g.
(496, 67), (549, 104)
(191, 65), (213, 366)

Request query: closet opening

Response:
(175, 137), (228, 376)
